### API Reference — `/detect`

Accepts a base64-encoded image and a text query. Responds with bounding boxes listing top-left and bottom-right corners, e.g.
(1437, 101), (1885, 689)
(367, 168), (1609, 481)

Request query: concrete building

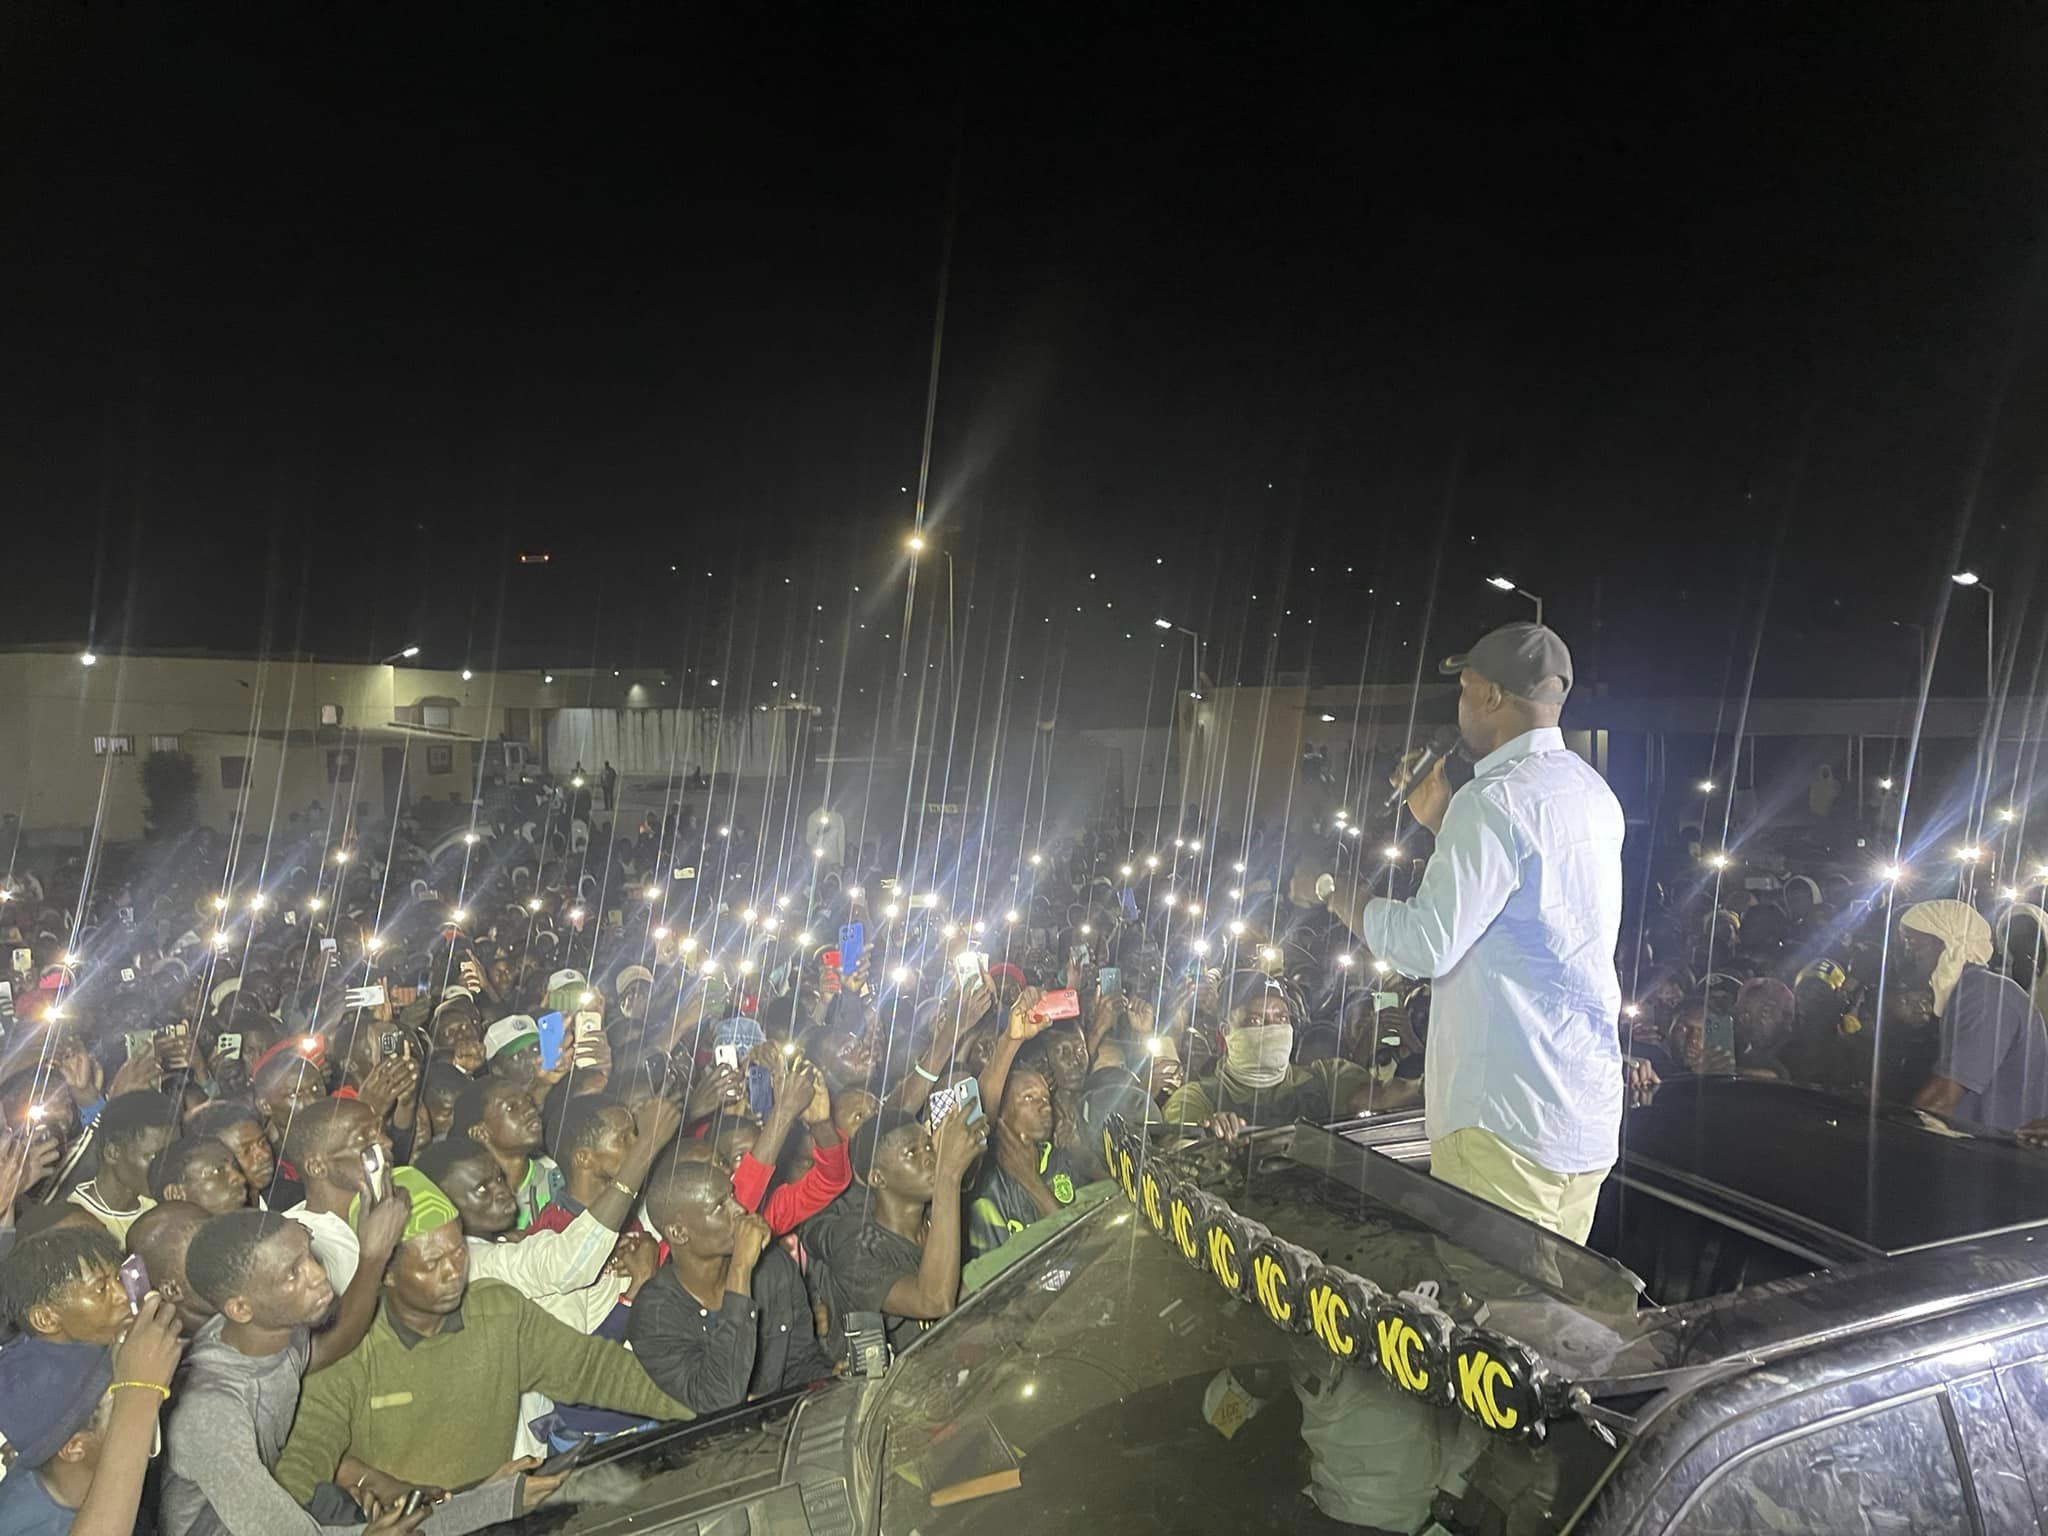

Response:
(0, 649), (551, 846)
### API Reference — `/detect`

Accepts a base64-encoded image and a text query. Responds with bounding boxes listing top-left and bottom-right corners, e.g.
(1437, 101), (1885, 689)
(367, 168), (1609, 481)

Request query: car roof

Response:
(1618, 1076), (2048, 1258)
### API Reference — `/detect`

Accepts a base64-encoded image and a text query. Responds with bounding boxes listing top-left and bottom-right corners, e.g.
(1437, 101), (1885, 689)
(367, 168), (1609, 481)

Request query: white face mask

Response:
(1224, 1023), (1294, 1088)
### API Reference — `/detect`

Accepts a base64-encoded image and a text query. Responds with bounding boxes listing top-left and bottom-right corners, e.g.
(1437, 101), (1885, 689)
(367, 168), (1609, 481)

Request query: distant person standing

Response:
(601, 761), (618, 811)
(1301, 623), (1625, 1243)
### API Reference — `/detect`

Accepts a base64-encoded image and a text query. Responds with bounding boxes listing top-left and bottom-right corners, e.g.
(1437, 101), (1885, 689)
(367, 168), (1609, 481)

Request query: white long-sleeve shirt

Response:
(1360, 727), (1624, 1174)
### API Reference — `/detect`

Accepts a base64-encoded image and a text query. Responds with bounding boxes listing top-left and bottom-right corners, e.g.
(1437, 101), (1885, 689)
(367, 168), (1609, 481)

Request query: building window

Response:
(427, 745), (453, 775)
(150, 735), (181, 753)
(421, 704), (454, 731)
(91, 735), (135, 757)
(219, 756), (249, 789)
(319, 703), (343, 727)
(327, 749), (356, 784)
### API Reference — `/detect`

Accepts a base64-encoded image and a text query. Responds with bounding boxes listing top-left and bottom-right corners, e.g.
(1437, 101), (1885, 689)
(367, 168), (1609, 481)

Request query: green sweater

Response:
(276, 1279), (691, 1499)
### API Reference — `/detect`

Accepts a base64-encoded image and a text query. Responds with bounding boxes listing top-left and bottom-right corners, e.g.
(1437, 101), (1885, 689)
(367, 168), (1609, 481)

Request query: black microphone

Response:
(1382, 726), (1462, 813)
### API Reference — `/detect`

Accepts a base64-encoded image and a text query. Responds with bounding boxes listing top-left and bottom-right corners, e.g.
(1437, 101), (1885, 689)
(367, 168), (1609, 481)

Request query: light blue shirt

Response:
(1360, 727), (1624, 1173)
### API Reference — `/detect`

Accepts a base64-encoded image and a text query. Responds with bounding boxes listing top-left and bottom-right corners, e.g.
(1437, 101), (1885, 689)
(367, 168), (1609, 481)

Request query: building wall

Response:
(0, 653), (550, 844)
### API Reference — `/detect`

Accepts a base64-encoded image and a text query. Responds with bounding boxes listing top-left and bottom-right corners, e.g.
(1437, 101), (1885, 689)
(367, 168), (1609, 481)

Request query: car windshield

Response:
(485, 1395), (803, 1533)
(859, 1125), (1631, 1536)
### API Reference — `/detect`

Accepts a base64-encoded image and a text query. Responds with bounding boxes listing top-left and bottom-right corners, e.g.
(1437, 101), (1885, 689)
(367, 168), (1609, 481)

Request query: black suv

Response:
(487, 1076), (2048, 1533)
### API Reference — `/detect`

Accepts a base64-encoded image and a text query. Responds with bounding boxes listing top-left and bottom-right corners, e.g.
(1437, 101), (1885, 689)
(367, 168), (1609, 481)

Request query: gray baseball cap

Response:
(1440, 622), (1573, 702)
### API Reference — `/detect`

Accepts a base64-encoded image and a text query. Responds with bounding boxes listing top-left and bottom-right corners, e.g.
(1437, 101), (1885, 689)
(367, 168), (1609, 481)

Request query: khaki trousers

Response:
(1429, 1126), (1608, 1246)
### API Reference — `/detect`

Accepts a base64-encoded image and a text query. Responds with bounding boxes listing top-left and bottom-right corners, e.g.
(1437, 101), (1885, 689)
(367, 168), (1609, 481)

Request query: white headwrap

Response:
(1900, 900), (1994, 1018)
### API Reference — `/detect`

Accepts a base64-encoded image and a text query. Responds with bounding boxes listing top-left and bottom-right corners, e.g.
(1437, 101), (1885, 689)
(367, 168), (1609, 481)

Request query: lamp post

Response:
(1154, 618), (1207, 830)
(1952, 572), (1997, 857)
(1484, 576), (1543, 627)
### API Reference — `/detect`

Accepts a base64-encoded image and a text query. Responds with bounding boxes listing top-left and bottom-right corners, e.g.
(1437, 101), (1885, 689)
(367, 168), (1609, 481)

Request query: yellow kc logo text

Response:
(1455, 1349), (1520, 1431)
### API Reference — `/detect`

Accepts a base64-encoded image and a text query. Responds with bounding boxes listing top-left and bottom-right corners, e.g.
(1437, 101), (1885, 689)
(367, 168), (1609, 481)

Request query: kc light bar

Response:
(1102, 1115), (1564, 1441)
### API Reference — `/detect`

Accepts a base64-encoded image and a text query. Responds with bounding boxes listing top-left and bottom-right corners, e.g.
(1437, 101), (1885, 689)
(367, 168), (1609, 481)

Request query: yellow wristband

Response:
(110, 1380), (170, 1401)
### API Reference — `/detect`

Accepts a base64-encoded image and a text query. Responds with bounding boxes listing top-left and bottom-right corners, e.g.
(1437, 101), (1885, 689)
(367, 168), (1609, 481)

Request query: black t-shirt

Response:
(804, 1196), (928, 1350)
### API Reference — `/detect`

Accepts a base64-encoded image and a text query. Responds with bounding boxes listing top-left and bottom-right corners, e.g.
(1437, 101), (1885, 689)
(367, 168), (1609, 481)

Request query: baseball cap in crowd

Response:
(1440, 622), (1573, 703)
(0, 1337), (111, 1468)
(613, 965), (653, 993)
(546, 968), (587, 996)
(484, 1015), (540, 1060)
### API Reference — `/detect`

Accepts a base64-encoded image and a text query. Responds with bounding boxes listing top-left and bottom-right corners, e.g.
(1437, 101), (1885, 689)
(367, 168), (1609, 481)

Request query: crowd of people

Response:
(0, 727), (2044, 1532)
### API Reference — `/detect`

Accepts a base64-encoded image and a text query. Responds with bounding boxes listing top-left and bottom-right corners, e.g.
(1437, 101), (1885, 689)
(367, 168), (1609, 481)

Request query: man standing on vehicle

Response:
(1302, 622), (1624, 1243)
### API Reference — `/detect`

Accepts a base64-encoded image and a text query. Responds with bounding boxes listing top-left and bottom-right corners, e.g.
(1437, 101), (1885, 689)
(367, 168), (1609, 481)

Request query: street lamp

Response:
(1951, 573), (1995, 697)
(1484, 576), (1543, 626)
(79, 651), (97, 667)
(379, 645), (421, 664)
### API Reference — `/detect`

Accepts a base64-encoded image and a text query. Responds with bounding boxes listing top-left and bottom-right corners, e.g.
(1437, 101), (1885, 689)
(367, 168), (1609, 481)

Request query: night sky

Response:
(6, 3), (2048, 713)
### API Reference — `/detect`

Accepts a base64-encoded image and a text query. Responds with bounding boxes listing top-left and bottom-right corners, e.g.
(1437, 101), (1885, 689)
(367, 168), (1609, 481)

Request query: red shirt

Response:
(731, 1129), (850, 1235)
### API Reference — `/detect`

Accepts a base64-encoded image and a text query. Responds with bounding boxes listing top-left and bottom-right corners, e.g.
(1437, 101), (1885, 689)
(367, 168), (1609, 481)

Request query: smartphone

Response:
(125, 1030), (156, 1062)
(879, 877), (898, 893)
(573, 1011), (603, 1045)
(9, 948), (29, 976)
(319, 937), (338, 955)
(1070, 944), (1092, 969)
(378, 1030), (403, 1060)
(1033, 989), (1082, 1022)
(1371, 992), (1401, 1014)
(399, 1488), (431, 1517)
(360, 1145), (389, 1204)
(1098, 966), (1122, 997)
(1703, 1011), (1737, 1073)
(606, 909), (623, 930)
(673, 867), (697, 881)
(951, 1076), (984, 1128)
(745, 1063), (774, 1119)
(343, 984), (387, 1010)
(119, 966), (136, 984)
(215, 1031), (244, 1061)
(1117, 889), (1140, 923)
(535, 1011), (566, 1072)
(927, 1083), (960, 1128)
(951, 947), (988, 987)
(117, 1254), (149, 1313)
(838, 922), (865, 976)
(714, 1043), (742, 1072)
(535, 1434), (595, 1478)
(283, 908), (298, 927)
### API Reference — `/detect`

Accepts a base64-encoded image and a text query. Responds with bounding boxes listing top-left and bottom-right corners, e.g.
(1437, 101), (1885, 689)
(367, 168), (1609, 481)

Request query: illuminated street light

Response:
(460, 669), (473, 682)
(1153, 617), (1173, 630)
(1483, 577), (1543, 626)
(80, 651), (97, 667)
(1952, 570), (1982, 587)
